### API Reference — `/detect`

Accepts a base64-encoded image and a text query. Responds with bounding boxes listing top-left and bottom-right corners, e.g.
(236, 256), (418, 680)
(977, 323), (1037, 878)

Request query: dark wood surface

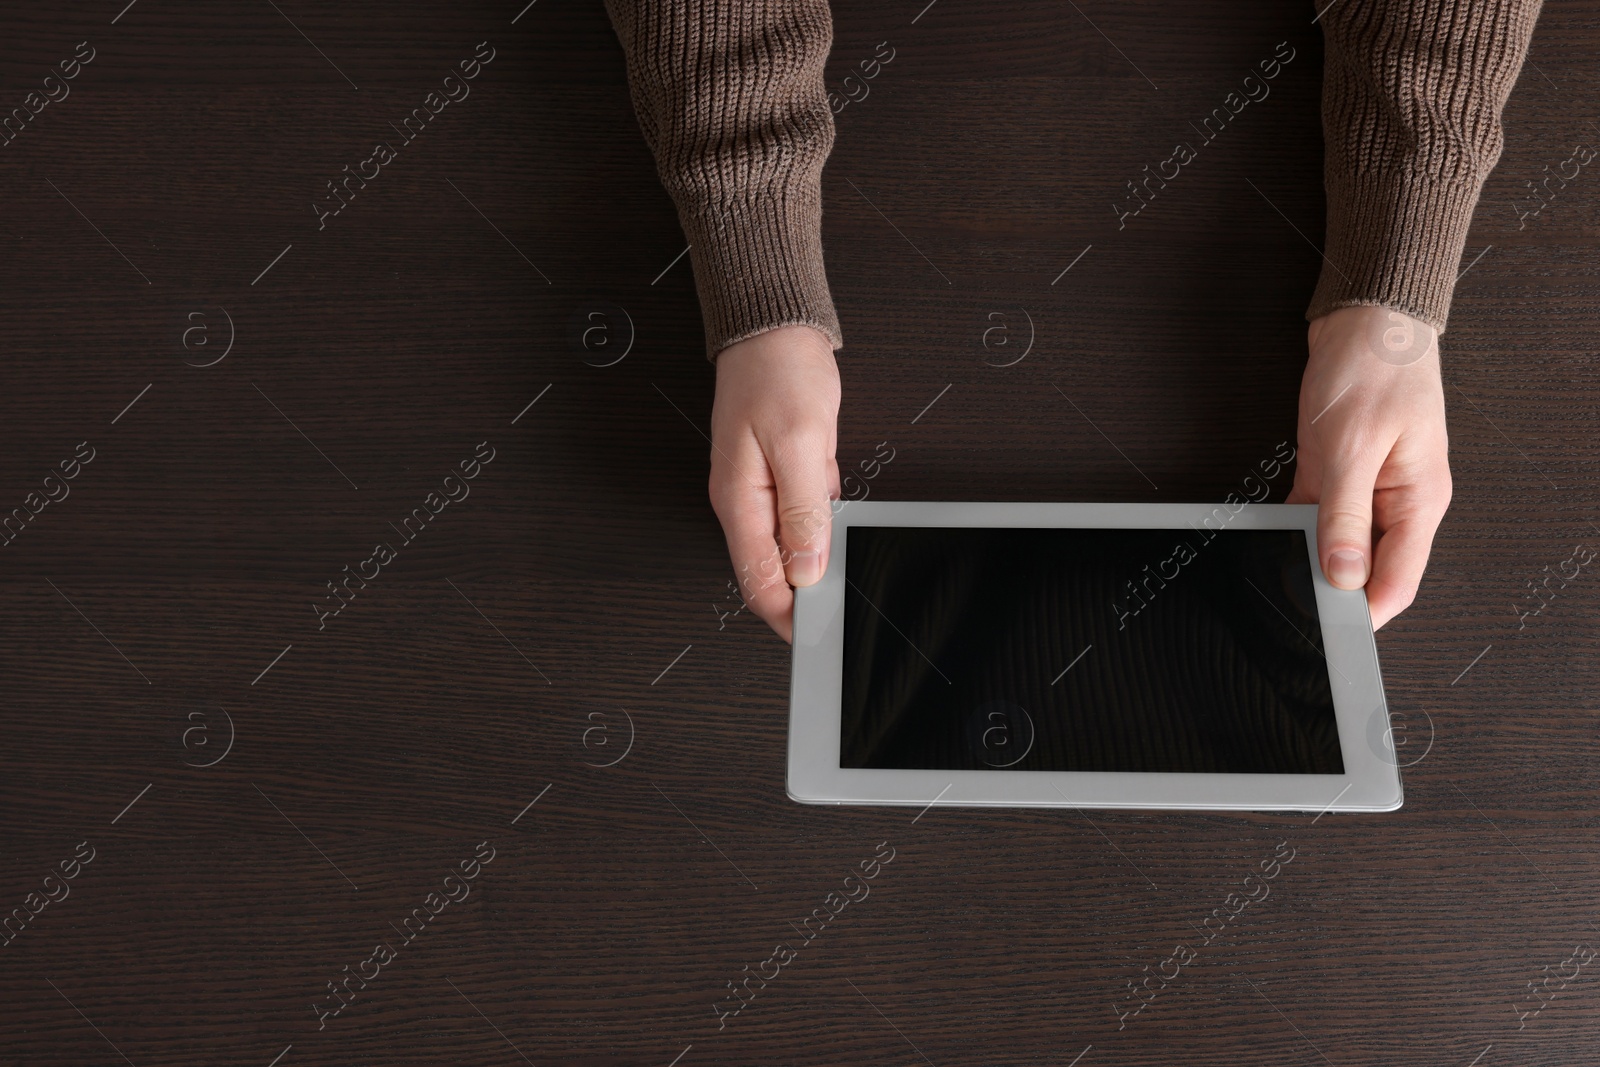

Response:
(2, 1), (1598, 1064)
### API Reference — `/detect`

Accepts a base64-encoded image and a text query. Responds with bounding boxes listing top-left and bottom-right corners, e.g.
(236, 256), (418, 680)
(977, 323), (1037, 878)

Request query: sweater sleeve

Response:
(1307, 0), (1544, 332)
(604, 0), (844, 362)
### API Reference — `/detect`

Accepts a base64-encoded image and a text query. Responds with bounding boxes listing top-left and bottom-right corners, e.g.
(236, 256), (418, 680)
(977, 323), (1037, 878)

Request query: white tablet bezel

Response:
(788, 501), (1401, 813)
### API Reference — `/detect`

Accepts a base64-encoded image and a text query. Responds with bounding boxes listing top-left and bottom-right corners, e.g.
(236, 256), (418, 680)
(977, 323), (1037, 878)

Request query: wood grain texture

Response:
(0, 1), (1596, 1064)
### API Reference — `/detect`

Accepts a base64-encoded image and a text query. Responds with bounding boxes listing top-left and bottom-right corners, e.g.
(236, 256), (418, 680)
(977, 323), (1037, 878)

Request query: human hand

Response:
(709, 325), (841, 643)
(1284, 305), (1453, 630)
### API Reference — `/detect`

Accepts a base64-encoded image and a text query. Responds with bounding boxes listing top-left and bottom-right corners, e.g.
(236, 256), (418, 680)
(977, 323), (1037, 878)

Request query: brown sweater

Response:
(605, 0), (1543, 361)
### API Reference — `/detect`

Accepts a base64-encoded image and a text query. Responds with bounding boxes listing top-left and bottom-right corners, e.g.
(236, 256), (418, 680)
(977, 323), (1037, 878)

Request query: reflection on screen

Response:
(839, 527), (1343, 774)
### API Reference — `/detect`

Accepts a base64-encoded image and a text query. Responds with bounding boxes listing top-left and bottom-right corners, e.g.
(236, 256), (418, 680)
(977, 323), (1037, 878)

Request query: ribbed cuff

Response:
(677, 185), (843, 363)
(1306, 167), (1483, 334)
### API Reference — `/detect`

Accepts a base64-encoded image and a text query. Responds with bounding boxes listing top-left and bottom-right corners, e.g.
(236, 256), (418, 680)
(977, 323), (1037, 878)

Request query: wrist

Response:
(715, 324), (837, 366)
(1309, 305), (1438, 370)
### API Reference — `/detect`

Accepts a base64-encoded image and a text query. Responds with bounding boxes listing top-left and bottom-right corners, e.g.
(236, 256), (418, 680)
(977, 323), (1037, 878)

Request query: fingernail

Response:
(789, 549), (821, 586)
(1329, 549), (1367, 588)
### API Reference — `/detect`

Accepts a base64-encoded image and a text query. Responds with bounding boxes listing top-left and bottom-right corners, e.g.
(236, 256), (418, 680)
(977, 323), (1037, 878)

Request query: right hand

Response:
(709, 325), (841, 643)
(1284, 305), (1453, 630)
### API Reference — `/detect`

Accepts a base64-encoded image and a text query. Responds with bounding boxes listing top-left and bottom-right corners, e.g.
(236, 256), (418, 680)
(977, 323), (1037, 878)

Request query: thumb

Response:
(1317, 450), (1380, 591)
(768, 441), (833, 588)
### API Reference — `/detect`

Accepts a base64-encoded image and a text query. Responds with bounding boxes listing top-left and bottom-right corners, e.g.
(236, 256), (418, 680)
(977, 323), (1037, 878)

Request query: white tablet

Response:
(788, 501), (1401, 812)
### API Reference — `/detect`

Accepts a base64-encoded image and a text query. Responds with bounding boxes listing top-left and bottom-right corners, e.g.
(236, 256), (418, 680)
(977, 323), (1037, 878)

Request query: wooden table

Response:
(2, 1), (1596, 1063)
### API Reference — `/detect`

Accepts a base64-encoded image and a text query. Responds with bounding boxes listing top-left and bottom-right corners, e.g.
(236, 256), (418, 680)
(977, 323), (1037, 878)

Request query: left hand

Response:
(1284, 305), (1453, 630)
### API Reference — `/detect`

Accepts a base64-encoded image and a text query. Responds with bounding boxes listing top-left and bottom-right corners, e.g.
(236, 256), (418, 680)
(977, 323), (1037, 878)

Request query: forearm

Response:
(1307, 0), (1544, 332)
(605, 0), (844, 360)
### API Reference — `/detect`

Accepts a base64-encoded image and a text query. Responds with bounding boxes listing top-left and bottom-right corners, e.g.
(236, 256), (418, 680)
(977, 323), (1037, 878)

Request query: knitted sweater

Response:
(605, 0), (1543, 361)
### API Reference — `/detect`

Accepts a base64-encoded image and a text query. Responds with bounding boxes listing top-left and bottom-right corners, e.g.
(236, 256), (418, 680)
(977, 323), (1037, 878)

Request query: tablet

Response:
(788, 501), (1401, 812)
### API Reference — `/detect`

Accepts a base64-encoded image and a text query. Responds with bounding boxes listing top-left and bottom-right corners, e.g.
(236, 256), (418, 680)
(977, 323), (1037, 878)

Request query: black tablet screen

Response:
(839, 526), (1344, 774)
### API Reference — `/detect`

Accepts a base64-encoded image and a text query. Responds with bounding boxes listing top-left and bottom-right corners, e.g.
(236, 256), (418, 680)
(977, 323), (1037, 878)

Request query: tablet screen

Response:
(839, 526), (1344, 774)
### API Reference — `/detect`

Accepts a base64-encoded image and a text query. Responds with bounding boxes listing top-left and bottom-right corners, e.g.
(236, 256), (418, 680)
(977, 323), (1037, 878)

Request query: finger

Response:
(1273, 460), (1312, 505)
(731, 522), (795, 643)
(1285, 455), (1320, 505)
(710, 445), (795, 643)
(765, 430), (834, 588)
(1315, 446), (1384, 592)
(1365, 508), (1442, 630)
(1284, 430), (1318, 507)
(1365, 457), (1451, 629)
